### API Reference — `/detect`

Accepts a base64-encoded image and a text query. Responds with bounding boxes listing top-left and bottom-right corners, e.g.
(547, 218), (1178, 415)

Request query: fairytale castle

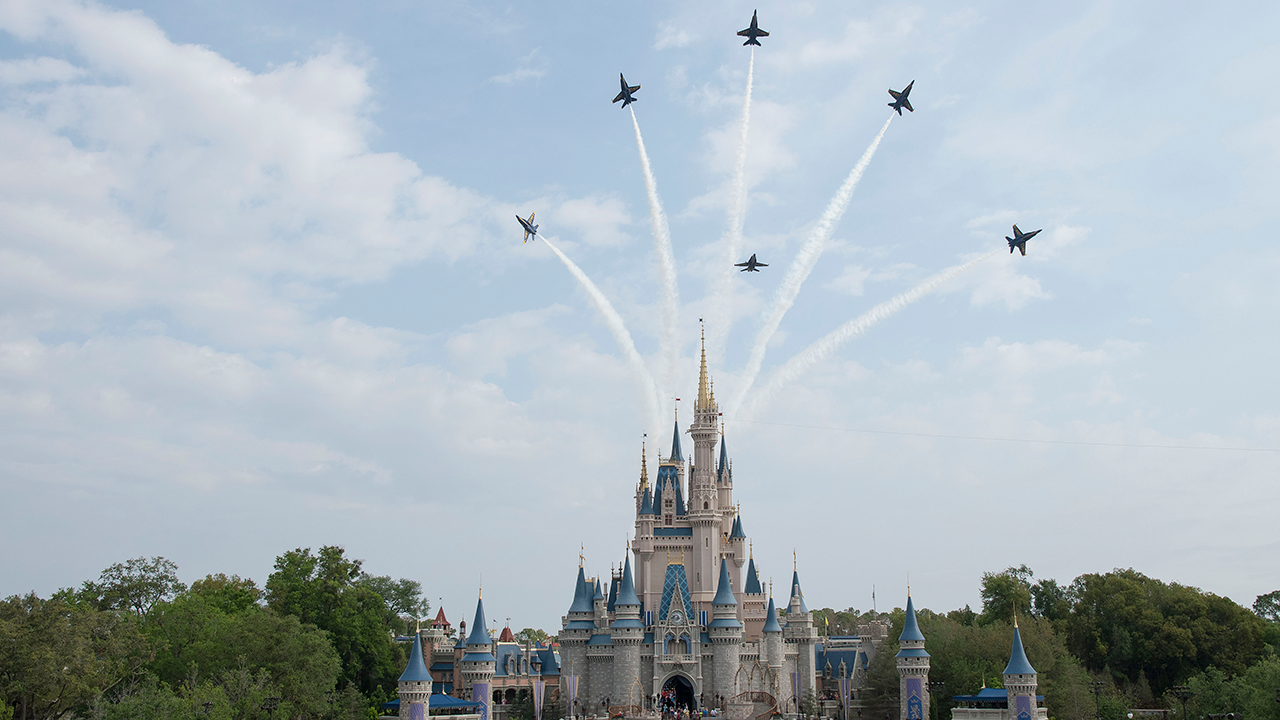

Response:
(396, 338), (1048, 720)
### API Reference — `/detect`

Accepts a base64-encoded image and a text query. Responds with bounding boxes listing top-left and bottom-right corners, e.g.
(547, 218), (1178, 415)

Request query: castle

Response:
(396, 337), (1047, 720)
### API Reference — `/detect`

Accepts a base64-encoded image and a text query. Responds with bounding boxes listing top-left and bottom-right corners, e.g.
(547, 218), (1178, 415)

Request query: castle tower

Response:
(785, 567), (818, 706)
(1002, 618), (1039, 720)
(709, 559), (744, 700)
(560, 564), (594, 713)
(459, 593), (496, 715)
(741, 548), (766, 640)
(611, 554), (644, 707)
(896, 594), (931, 720)
(689, 330), (723, 603)
(763, 592), (784, 702)
(398, 630), (432, 719)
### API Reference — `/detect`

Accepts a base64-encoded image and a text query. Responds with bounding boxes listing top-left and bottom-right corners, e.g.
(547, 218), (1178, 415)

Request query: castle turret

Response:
(709, 559), (743, 699)
(398, 630), (432, 719)
(689, 331), (723, 602)
(763, 593), (784, 700)
(611, 555), (644, 706)
(896, 594), (931, 720)
(560, 564), (594, 707)
(1003, 618), (1040, 720)
(742, 549), (766, 640)
(459, 593), (495, 715)
(784, 566), (818, 708)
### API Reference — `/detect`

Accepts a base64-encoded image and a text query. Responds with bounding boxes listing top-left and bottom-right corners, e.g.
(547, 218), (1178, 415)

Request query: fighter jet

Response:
(737, 10), (769, 46)
(516, 212), (539, 243)
(612, 74), (641, 108)
(735, 254), (769, 272)
(888, 80), (915, 115)
(1006, 224), (1042, 256)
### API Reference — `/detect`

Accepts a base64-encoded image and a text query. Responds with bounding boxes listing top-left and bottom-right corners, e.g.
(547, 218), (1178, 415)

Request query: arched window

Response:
(703, 501), (709, 509)
(664, 633), (675, 654)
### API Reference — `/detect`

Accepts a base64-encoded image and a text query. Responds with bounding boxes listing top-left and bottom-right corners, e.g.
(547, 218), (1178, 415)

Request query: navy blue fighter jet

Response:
(516, 212), (539, 243)
(735, 254), (769, 272)
(1006, 224), (1041, 256)
(737, 11), (769, 46)
(613, 74), (641, 108)
(888, 80), (915, 115)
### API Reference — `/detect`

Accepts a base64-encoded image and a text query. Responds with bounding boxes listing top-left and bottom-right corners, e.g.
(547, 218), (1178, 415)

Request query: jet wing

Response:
(737, 28), (751, 37)
(628, 84), (641, 93)
(528, 212), (535, 223)
(755, 29), (769, 37)
(613, 91), (626, 103)
(889, 89), (902, 100)
(734, 261), (749, 267)
(901, 98), (913, 113)
(755, 262), (768, 267)
(1011, 224), (1022, 237)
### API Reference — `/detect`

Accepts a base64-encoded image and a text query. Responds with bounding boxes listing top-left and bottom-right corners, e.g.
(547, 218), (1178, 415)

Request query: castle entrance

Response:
(660, 674), (696, 713)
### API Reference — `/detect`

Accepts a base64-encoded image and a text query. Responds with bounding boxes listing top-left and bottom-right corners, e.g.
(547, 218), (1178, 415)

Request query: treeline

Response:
(0, 547), (426, 720)
(813, 567), (1280, 720)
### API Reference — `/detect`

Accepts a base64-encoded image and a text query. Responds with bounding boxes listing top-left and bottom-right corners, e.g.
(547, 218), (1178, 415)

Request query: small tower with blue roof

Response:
(784, 562), (818, 708)
(398, 627), (432, 719)
(709, 559), (744, 695)
(896, 592), (931, 720)
(1003, 616), (1040, 720)
(459, 592), (496, 714)
(610, 554), (644, 706)
(742, 545), (767, 640)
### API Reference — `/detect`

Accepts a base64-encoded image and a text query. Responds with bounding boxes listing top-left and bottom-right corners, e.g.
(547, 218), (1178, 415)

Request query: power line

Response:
(728, 418), (1280, 453)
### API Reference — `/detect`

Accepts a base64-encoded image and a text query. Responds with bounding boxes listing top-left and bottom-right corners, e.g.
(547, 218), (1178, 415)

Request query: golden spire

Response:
(1013, 610), (1019, 629)
(696, 324), (711, 411)
(749, 541), (753, 559)
(579, 544), (584, 568)
(639, 440), (649, 490)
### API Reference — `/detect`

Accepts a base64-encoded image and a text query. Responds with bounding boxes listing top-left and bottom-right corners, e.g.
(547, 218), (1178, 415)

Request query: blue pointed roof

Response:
(617, 556), (640, 606)
(669, 418), (683, 462)
(466, 595), (490, 646)
(639, 487), (654, 515)
(1003, 626), (1036, 675)
(712, 559), (738, 606)
(900, 595), (925, 642)
(569, 566), (593, 613)
(730, 516), (746, 539)
(744, 557), (762, 595)
(674, 475), (686, 516)
(659, 563), (693, 622)
(791, 570), (808, 612)
(594, 579), (604, 601)
(607, 574), (619, 612)
(763, 595), (782, 633)
(717, 435), (729, 483)
(399, 633), (433, 683)
(651, 477), (664, 514)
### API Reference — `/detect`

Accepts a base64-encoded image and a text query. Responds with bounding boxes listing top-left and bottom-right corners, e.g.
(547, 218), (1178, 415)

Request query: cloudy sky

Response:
(3, 0), (1279, 631)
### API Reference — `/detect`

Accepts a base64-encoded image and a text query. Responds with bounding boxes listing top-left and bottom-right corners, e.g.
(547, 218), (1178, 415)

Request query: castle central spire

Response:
(696, 325), (712, 411)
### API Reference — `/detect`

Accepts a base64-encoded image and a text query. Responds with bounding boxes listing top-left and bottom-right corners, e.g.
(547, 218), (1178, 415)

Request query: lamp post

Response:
(928, 682), (946, 720)
(1171, 685), (1194, 720)
(1089, 681), (1106, 720)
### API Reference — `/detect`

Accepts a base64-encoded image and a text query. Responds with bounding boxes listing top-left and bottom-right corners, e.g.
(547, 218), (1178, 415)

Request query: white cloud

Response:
(552, 195), (632, 247)
(0, 56), (83, 84)
(654, 23), (694, 50)
(825, 264), (871, 296)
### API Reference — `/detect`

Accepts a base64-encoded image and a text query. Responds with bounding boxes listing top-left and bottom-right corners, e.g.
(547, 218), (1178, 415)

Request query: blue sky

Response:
(2, 0), (1279, 631)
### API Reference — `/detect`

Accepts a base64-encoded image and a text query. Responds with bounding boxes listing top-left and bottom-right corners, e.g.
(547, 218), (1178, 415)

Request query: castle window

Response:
(703, 501), (709, 509)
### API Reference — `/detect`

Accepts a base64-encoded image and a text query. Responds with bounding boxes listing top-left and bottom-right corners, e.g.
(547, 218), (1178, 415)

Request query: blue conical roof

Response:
(717, 435), (729, 483)
(743, 557), (762, 595)
(763, 595), (782, 632)
(607, 574), (619, 612)
(674, 475), (686, 516)
(713, 559), (738, 606)
(466, 595), (489, 646)
(399, 633), (433, 683)
(569, 566), (593, 613)
(1003, 626), (1036, 675)
(617, 556), (640, 606)
(639, 487), (654, 515)
(594, 579), (604, 601)
(790, 570), (808, 612)
(730, 516), (746, 539)
(669, 418), (683, 462)
(900, 595), (925, 642)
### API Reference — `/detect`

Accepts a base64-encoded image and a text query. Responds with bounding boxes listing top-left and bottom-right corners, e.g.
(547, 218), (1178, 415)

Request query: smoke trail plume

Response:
(707, 48), (756, 358)
(630, 107), (680, 400)
(543, 237), (663, 434)
(729, 113), (894, 414)
(737, 250), (1000, 420)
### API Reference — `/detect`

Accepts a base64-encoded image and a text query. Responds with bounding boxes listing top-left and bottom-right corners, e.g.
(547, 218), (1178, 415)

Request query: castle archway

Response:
(660, 673), (696, 712)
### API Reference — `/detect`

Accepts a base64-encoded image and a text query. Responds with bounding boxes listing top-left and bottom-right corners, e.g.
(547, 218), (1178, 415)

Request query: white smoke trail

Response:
(729, 113), (895, 415)
(543, 236), (663, 434)
(737, 250), (1000, 421)
(630, 107), (680, 400)
(707, 48), (756, 358)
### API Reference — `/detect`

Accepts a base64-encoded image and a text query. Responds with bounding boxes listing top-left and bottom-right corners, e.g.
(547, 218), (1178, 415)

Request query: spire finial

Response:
(696, 323), (711, 411)
(1013, 609), (1019, 629)
(639, 439), (649, 489)
(749, 540), (753, 559)
(793, 549), (797, 571)
(579, 544), (584, 568)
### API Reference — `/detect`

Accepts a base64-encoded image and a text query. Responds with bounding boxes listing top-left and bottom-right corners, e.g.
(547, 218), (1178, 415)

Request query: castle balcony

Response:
(657, 653), (696, 666)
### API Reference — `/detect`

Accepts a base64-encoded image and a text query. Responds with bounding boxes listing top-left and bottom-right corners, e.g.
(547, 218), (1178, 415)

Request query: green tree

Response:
(188, 574), (262, 615)
(265, 546), (405, 697)
(980, 566), (1034, 625)
(77, 557), (186, 619)
(514, 628), (552, 645)
(1176, 656), (1280, 720)
(0, 592), (149, 720)
(1064, 569), (1266, 694)
(1030, 579), (1071, 622)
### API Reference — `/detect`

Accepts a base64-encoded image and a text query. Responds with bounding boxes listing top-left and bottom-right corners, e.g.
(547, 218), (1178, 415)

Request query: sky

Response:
(2, 0), (1279, 633)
